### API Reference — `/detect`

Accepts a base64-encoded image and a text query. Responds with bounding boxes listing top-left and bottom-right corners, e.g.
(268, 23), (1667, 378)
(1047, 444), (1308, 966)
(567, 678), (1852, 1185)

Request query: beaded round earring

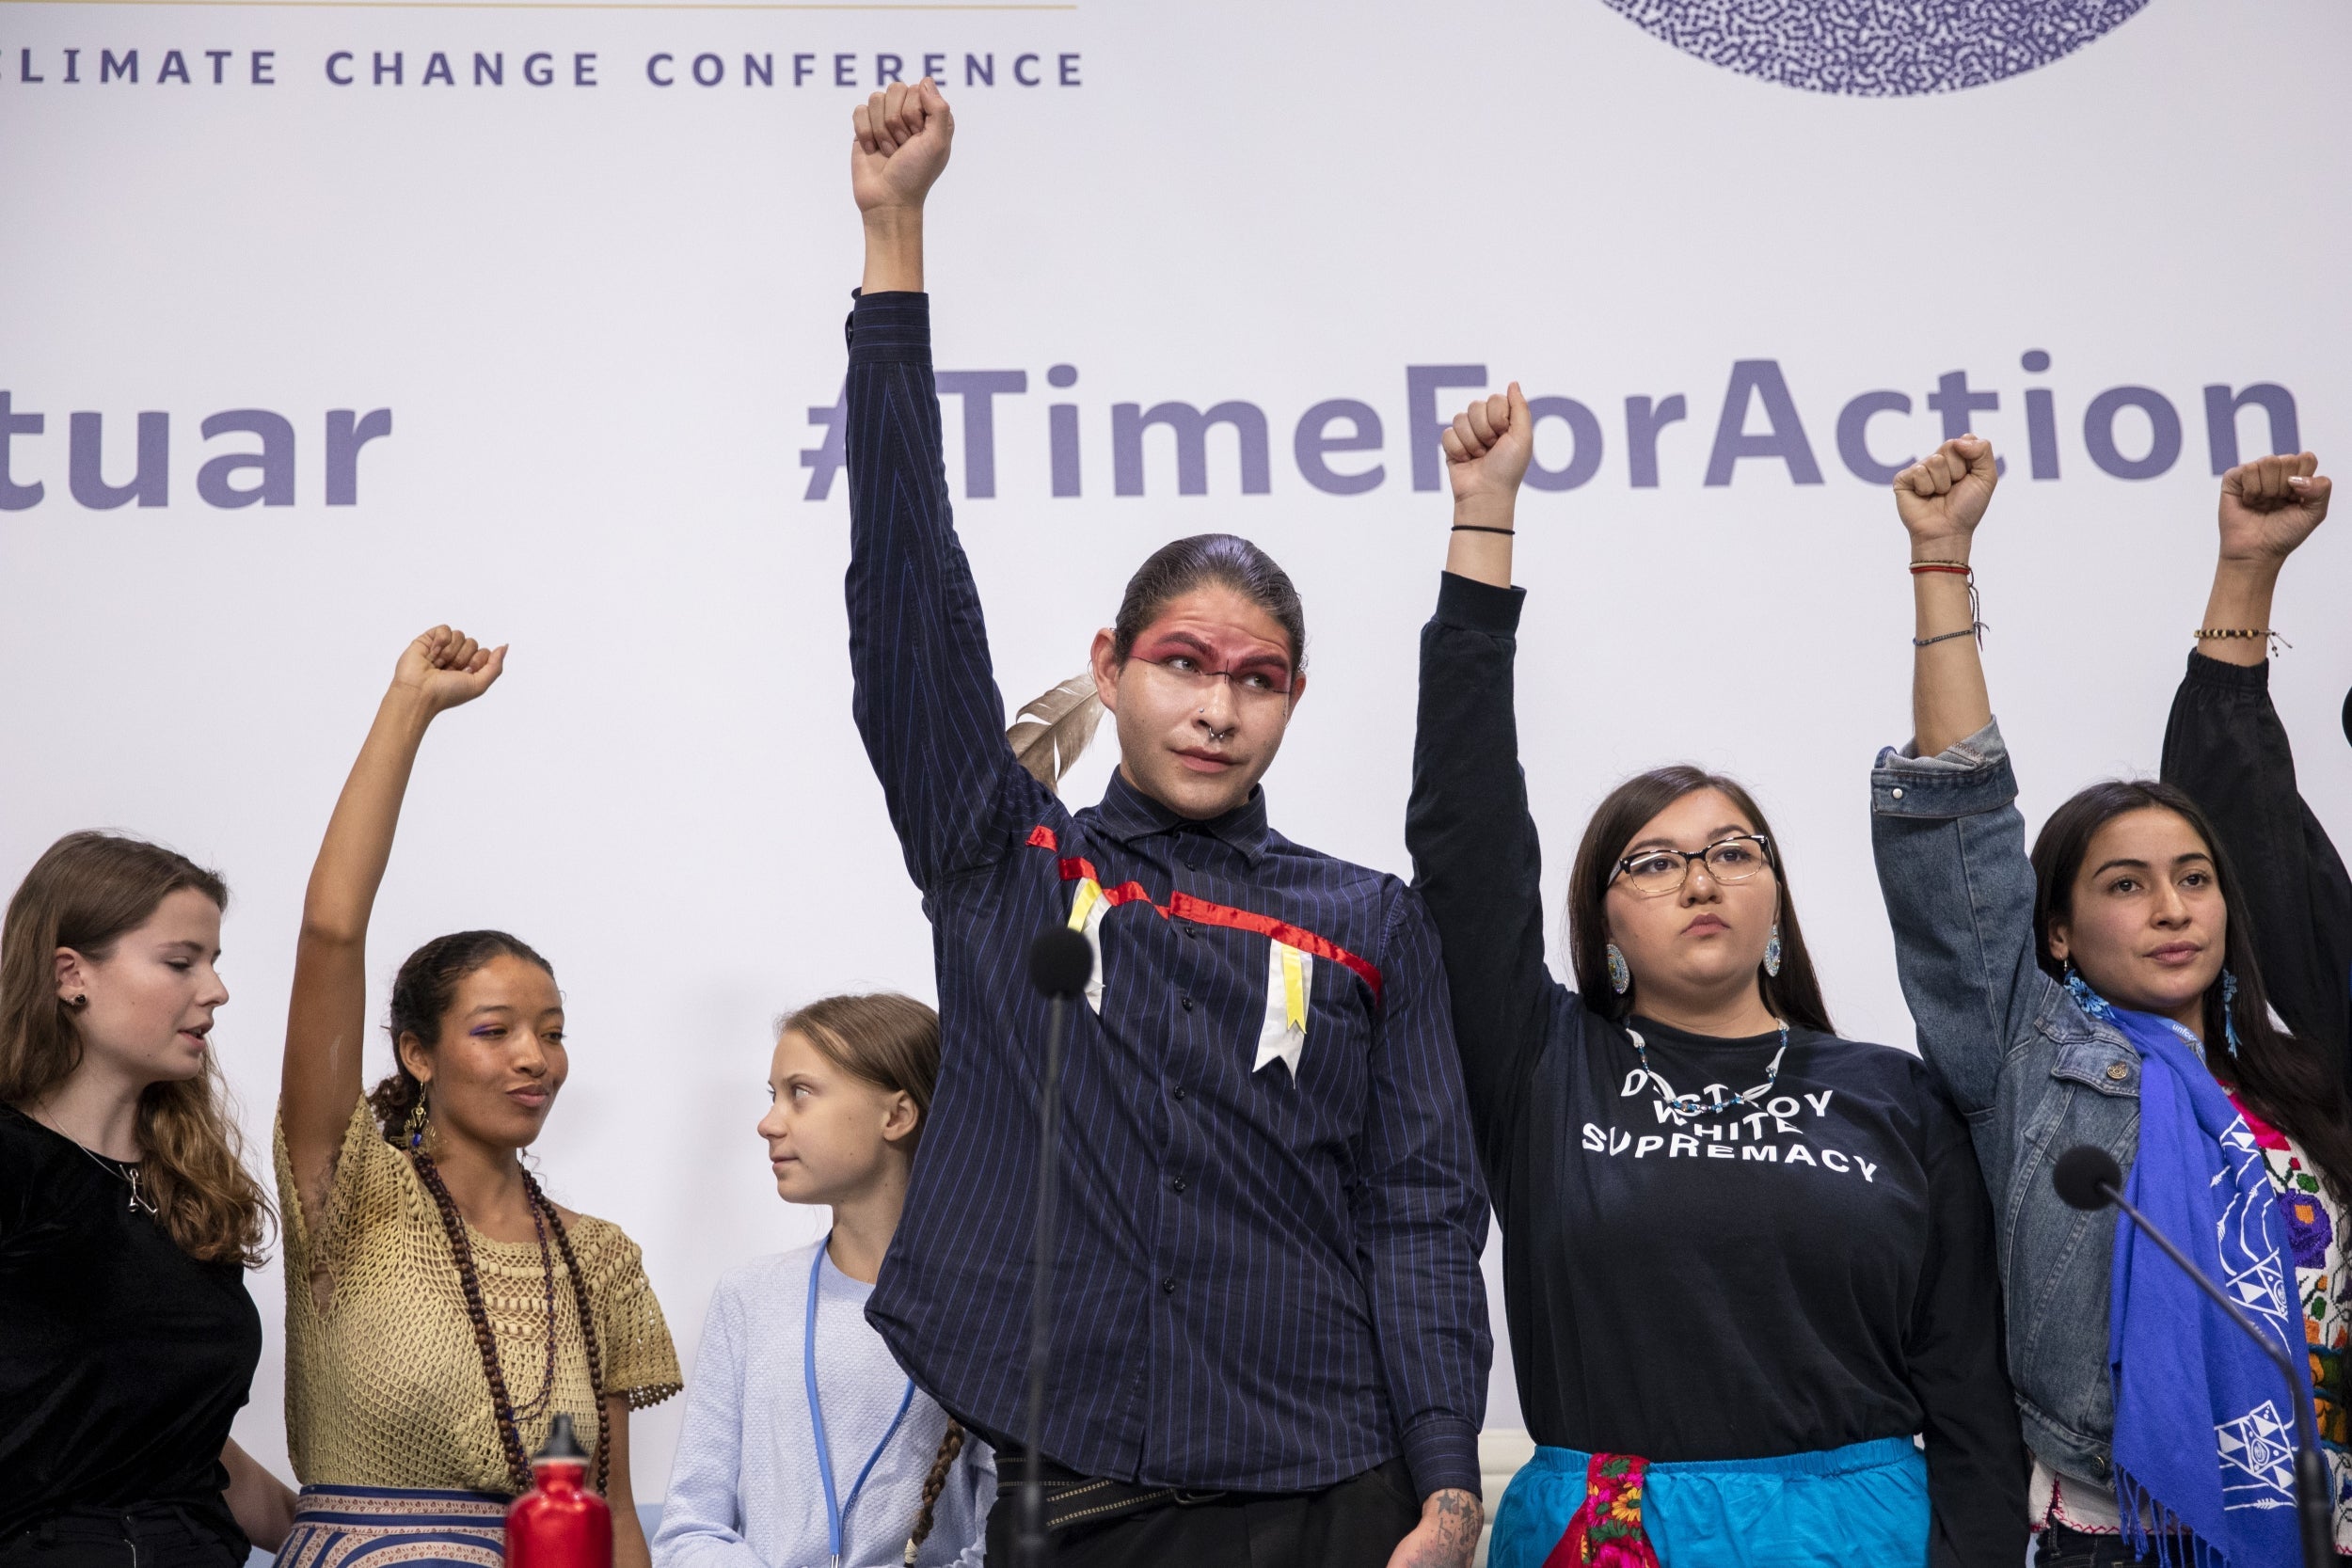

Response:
(1606, 942), (1631, 995)
(1764, 923), (1784, 978)
(2220, 970), (2244, 1057)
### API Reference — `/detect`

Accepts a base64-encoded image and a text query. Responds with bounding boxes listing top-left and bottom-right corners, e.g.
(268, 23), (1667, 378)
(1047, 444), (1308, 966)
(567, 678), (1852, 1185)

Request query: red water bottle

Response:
(504, 1415), (612, 1568)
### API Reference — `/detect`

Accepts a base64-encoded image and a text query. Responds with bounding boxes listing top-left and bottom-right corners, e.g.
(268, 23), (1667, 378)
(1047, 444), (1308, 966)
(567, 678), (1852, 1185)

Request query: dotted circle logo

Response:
(1599, 0), (2151, 96)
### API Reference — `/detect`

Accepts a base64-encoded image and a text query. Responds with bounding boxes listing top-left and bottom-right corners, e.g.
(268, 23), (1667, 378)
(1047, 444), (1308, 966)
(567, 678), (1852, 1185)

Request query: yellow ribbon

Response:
(1067, 879), (1103, 931)
(1280, 943), (1307, 1034)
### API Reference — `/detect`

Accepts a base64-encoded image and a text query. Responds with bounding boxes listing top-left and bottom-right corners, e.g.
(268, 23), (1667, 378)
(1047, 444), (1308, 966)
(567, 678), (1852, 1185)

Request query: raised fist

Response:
(851, 78), (954, 214)
(2218, 451), (2330, 565)
(1441, 383), (1534, 512)
(391, 626), (505, 715)
(1893, 436), (1999, 549)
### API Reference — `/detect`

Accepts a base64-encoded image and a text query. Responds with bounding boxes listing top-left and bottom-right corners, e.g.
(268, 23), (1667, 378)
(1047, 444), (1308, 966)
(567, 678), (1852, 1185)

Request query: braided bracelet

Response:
(1914, 626), (1984, 648)
(1451, 525), (1516, 536)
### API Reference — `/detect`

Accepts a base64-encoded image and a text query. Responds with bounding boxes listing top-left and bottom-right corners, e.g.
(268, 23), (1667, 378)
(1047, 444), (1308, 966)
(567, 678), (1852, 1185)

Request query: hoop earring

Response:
(1605, 943), (1631, 996)
(2220, 969), (2244, 1057)
(1763, 924), (1784, 979)
(404, 1088), (431, 1150)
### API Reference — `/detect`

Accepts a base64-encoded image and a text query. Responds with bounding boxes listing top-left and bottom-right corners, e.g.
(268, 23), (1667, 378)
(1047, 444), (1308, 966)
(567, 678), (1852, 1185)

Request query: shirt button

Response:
(2106, 1063), (2130, 1082)
(1891, 787), (1905, 800)
(1161, 1276), (1176, 1294)
(1180, 995), (1195, 1012)
(1172, 1085), (1187, 1101)
(1171, 1177), (1187, 1194)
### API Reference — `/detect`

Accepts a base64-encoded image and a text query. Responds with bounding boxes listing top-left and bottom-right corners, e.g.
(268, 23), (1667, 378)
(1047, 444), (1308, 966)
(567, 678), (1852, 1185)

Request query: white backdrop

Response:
(6, 0), (2352, 1502)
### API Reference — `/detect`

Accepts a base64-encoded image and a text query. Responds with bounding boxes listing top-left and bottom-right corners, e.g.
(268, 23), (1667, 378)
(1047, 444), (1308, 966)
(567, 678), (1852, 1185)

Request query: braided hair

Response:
(901, 1419), (965, 1565)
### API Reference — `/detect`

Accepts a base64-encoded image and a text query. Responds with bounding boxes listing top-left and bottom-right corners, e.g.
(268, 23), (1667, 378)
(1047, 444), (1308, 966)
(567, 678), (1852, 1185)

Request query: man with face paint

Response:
(834, 80), (1492, 1568)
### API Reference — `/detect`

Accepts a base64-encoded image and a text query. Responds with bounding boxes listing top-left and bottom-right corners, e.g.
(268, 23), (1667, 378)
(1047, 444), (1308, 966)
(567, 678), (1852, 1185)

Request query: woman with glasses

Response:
(1405, 388), (2026, 1568)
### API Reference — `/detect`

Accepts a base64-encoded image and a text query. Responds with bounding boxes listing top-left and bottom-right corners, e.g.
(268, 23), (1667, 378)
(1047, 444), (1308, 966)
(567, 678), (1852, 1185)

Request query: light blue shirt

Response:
(654, 1242), (993, 1568)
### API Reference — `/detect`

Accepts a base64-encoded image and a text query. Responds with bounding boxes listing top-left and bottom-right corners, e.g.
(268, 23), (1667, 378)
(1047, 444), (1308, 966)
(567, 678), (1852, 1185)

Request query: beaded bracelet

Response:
(2197, 627), (2292, 655)
(1914, 626), (1983, 648)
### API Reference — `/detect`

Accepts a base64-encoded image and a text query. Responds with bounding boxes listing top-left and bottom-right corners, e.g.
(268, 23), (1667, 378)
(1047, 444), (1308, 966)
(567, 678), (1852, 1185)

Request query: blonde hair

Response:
(0, 832), (271, 1265)
(779, 992), (942, 1143)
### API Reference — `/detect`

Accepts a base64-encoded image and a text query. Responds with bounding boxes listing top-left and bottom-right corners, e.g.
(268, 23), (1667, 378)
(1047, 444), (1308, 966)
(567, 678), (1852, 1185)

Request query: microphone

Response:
(2052, 1144), (2331, 1568)
(1020, 927), (1091, 1566)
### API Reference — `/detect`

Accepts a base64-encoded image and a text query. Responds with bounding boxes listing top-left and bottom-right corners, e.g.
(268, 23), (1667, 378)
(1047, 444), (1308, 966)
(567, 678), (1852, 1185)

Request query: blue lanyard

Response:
(804, 1238), (916, 1568)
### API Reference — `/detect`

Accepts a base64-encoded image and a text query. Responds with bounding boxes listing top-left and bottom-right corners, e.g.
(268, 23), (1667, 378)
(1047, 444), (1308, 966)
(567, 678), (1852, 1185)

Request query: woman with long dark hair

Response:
(274, 627), (679, 1568)
(1407, 390), (2025, 1567)
(2, 832), (294, 1568)
(1871, 438), (2351, 1565)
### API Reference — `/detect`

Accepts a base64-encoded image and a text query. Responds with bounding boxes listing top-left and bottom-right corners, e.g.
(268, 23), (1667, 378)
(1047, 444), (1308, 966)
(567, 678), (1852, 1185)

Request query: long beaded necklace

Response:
(413, 1148), (563, 1489)
(1626, 1019), (1790, 1118)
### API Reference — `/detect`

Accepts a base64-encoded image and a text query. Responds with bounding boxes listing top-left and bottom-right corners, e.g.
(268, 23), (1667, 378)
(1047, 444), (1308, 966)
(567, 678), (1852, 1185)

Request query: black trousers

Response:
(2032, 1524), (2157, 1568)
(983, 1457), (1421, 1567)
(0, 1509), (243, 1568)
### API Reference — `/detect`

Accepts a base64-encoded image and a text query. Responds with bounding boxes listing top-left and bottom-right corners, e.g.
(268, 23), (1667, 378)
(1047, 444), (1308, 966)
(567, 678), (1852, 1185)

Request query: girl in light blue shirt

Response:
(655, 995), (992, 1568)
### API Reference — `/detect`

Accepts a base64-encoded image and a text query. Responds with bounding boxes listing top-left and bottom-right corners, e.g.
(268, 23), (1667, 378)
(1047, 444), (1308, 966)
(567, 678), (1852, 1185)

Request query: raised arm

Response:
(1870, 439), (2049, 1119)
(280, 627), (503, 1224)
(843, 80), (1045, 889)
(1405, 388), (1566, 1195)
(1897, 436), (1998, 757)
(2161, 453), (2348, 1065)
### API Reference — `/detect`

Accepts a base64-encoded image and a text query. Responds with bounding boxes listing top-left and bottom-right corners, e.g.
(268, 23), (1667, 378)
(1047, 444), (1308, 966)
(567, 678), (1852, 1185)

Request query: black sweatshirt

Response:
(1406, 573), (2026, 1568)
(2161, 650), (2352, 1086)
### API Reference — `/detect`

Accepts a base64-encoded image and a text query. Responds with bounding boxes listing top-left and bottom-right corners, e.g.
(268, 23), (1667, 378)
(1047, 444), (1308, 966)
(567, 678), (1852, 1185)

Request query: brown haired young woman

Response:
(2, 832), (296, 1568)
(273, 626), (679, 1568)
(654, 993), (993, 1568)
(1405, 391), (2026, 1567)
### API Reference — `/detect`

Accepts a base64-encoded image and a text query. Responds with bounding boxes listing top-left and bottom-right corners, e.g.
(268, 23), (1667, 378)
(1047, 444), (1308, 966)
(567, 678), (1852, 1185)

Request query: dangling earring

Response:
(2220, 970), (2244, 1057)
(1763, 924), (1784, 978)
(2062, 961), (2116, 1023)
(404, 1087), (431, 1151)
(1605, 943), (1631, 995)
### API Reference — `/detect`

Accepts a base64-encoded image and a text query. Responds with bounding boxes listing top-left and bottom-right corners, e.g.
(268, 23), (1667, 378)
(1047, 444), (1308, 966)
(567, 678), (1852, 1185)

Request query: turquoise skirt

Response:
(273, 1485), (508, 1568)
(1486, 1436), (1929, 1568)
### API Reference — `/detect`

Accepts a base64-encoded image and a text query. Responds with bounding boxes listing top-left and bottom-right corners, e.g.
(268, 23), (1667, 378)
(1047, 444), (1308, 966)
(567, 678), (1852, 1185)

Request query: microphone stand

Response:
(1019, 986), (1073, 1568)
(2099, 1177), (2331, 1568)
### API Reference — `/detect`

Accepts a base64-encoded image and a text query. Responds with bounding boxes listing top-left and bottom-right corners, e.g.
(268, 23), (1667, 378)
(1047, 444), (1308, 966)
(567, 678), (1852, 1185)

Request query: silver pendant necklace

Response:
(1626, 1019), (1790, 1118)
(72, 1140), (159, 1214)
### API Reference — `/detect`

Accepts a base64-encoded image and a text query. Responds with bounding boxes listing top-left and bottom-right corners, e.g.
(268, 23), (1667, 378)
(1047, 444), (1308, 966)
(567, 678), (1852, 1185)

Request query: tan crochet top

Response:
(276, 1101), (681, 1491)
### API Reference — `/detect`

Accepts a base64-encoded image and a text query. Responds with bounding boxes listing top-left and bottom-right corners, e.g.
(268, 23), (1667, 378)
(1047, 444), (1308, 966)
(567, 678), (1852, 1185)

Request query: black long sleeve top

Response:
(1405, 571), (2026, 1567)
(2161, 649), (2352, 1085)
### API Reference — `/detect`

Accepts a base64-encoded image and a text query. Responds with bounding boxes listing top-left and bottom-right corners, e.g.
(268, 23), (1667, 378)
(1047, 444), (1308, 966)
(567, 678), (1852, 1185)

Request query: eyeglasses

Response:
(1136, 655), (1296, 703)
(1608, 833), (1776, 898)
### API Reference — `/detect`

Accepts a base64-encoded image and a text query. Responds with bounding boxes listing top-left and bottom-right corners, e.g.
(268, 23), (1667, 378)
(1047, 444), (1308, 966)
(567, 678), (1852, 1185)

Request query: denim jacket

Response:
(1870, 718), (2139, 1491)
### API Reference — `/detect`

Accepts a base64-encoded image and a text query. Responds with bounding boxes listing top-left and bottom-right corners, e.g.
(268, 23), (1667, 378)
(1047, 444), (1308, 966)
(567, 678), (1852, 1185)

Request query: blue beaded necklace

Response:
(1625, 1019), (1790, 1118)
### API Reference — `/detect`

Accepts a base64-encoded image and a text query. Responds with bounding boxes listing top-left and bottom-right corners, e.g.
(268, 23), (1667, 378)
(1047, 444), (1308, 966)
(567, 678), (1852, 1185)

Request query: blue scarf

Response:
(2093, 995), (2310, 1567)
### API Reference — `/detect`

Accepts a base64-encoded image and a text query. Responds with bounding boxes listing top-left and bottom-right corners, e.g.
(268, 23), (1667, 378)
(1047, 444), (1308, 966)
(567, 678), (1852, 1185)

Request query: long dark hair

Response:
(1, 832), (271, 1265)
(1110, 533), (1306, 674)
(1565, 767), (1835, 1035)
(2032, 779), (2352, 1204)
(366, 928), (557, 1143)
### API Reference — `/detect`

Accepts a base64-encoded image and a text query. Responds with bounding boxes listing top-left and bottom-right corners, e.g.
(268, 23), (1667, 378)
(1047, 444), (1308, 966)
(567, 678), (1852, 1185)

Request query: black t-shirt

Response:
(1406, 572), (2026, 1568)
(0, 1104), (261, 1553)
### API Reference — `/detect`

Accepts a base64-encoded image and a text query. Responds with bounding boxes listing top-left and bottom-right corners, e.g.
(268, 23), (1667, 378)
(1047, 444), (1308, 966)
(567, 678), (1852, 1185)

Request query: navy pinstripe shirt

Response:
(843, 292), (1489, 1498)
